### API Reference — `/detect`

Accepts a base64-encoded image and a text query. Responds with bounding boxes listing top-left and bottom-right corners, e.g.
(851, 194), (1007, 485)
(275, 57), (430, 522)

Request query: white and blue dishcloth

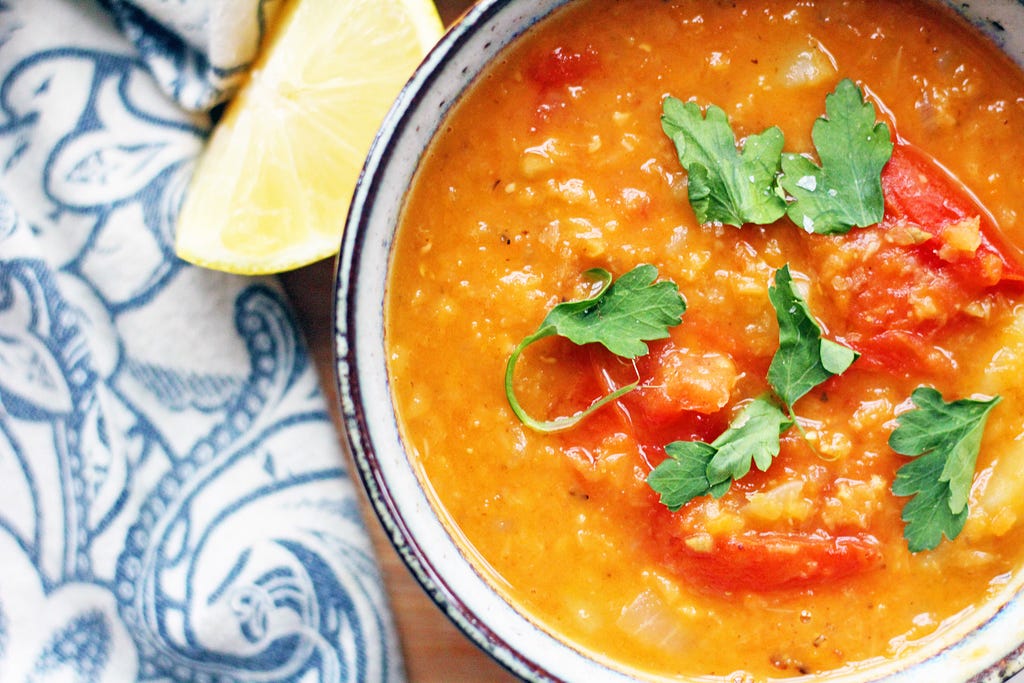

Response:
(0, 0), (404, 680)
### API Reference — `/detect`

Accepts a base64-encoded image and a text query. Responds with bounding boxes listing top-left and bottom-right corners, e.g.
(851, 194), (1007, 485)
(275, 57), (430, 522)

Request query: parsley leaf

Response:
(890, 387), (1001, 552)
(767, 265), (859, 411)
(706, 395), (795, 484)
(506, 264), (686, 433)
(540, 264), (688, 358)
(661, 97), (787, 227)
(647, 396), (793, 511)
(779, 78), (893, 234)
(646, 441), (720, 512)
(648, 265), (854, 512)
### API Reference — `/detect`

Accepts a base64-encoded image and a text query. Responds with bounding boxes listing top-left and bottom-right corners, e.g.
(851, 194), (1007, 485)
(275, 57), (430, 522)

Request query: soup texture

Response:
(385, 0), (1024, 678)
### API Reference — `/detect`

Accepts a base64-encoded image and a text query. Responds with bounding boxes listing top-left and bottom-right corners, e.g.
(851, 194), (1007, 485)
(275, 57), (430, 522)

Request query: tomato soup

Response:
(384, 0), (1024, 678)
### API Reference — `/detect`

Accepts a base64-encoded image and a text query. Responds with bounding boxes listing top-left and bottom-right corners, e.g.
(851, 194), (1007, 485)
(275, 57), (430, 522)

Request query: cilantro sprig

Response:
(661, 98), (787, 227)
(647, 265), (858, 511)
(767, 265), (859, 412)
(890, 387), (1001, 552)
(779, 79), (893, 234)
(504, 264), (686, 433)
(503, 217), (1000, 554)
(661, 78), (892, 233)
(648, 395), (793, 510)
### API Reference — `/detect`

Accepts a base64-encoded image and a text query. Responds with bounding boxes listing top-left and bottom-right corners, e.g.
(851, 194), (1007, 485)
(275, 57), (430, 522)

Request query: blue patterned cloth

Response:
(0, 1), (404, 681)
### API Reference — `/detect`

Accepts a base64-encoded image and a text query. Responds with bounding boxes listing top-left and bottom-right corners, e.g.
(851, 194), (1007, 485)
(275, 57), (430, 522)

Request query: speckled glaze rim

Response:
(333, 0), (1024, 680)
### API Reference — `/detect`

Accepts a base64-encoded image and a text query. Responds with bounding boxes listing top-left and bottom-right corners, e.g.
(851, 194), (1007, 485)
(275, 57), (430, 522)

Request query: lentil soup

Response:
(384, 0), (1024, 678)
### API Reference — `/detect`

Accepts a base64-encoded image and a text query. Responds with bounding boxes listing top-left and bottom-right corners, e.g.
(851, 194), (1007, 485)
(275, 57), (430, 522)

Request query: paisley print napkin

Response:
(0, 1), (403, 681)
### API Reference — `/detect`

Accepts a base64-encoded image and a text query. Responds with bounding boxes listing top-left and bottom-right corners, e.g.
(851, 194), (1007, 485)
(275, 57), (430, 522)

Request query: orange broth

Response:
(384, 0), (1024, 678)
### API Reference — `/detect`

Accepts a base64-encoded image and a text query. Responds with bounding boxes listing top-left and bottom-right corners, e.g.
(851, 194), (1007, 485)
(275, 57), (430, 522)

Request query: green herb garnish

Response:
(505, 77), (996, 557)
(890, 387), (1001, 552)
(767, 264), (859, 412)
(646, 441), (721, 512)
(505, 264), (686, 433)
(647, 265), (856, 510)
(661, 79), (892, 233)
(779, 78), (893, 234)
(648, 395), (793, 511)
(661, 98), (787, 227)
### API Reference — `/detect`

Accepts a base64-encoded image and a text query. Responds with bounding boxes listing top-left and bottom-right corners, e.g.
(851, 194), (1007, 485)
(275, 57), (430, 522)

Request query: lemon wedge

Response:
(175, 0), (444, 274)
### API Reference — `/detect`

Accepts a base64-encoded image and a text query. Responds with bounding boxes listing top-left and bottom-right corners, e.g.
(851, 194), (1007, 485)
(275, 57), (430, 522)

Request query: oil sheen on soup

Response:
(385, 0), (1024, 678)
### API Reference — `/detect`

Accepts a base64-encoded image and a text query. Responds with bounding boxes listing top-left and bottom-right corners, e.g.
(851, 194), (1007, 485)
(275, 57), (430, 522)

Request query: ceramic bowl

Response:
(334, 0), (1024, 679)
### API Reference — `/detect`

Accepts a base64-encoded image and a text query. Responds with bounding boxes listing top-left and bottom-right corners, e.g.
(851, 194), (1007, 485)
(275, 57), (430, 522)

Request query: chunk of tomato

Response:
(664, 530), (883, 592)
(585, 343), (729, 468)
(524, 45), (601, 127)
(841, 328), (955, 378)
(881, 142), (1024, 285)
(525, 45), (600, 89)
(828, 141), (1024, 376)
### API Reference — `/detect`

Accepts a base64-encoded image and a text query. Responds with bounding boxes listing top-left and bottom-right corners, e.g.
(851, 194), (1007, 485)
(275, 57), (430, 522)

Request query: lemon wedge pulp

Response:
(175, 0), (444, 274)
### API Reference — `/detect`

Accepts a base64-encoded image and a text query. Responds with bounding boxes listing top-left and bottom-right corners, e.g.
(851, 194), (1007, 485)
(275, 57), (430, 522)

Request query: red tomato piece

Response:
(631, 343), (737, 420)
(823, 142), (1024, 375)
(524, 45), (601, 126)
(585, 344), (726, 469)
(841, 328), (956, 378)
(665, 530), (884, 592)
(526, 45), (600, 89)
(881, 142), (1024, 284)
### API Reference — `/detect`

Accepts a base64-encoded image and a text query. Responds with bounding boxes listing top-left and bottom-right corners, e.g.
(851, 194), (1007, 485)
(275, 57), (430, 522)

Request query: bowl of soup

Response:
(334, 0), (1024, 679)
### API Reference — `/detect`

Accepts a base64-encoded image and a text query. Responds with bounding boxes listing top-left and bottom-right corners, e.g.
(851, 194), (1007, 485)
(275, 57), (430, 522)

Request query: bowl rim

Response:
(333, 0), (585, 677)
(332, 0), (1024, 680)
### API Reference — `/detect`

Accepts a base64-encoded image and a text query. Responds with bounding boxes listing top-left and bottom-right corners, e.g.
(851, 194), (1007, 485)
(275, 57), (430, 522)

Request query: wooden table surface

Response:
(281, 2), (530, 678)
